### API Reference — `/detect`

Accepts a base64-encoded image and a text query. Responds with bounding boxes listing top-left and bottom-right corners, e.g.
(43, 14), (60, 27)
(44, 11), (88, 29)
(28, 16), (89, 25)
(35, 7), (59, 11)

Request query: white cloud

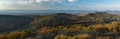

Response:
(35, 0), (49, 2)
(0, 0), (80, 10)
(68, 0), (76, 2)
(17, 1), (29, 4)
(0, 1), (13, 4)
(35, 0), (64, 3)
(0, 0), (76, 5)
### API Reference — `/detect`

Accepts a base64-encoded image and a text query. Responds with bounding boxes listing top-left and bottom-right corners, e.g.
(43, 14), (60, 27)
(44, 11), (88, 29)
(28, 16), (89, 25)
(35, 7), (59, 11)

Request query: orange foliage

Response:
(38, 27), (56, 35)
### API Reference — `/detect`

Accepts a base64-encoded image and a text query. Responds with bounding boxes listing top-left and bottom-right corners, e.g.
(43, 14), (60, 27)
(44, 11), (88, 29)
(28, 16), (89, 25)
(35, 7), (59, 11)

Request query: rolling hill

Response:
(0, 12), (120, 39)
(30, 12), (119, 28)
(0, 15), (33, 33)
(0, 12), (119, 33)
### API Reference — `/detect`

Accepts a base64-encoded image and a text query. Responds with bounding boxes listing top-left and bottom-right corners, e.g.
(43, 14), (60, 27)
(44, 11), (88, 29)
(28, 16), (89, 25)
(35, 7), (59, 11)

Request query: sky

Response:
(0, 0), (120, 11)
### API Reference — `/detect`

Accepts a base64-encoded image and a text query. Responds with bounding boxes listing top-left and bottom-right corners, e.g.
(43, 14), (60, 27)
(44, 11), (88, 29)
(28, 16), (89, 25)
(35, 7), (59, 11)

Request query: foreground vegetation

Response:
(0, 21), (120, 39)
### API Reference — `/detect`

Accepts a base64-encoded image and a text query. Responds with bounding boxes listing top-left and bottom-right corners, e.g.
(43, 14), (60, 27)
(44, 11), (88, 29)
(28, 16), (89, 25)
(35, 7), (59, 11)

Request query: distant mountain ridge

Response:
(0, 10), (120, 16)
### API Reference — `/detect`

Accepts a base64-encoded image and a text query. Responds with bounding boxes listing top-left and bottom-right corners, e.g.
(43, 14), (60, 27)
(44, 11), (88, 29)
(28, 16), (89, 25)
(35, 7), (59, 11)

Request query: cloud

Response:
(68, 0), (76, 2)
(0, 0), (80, 10)
(35, 0), (49, 2)
(0, 0), (76, 5)
(35, 0), (64, 3)
(0, 1), (13, 4)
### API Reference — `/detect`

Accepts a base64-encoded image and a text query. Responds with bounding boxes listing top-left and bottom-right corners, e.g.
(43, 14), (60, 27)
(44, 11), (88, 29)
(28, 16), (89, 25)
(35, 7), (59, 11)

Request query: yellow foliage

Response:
(96, 36), (110, 39)
(54, 34), (69, 39)
(38, 27), (56, 35)
(54, 34), (90, 39)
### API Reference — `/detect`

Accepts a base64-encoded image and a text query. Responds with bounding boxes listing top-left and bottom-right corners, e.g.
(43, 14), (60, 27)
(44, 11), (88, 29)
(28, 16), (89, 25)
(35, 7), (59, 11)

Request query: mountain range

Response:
(0, 12), (119, 33)
(0, 10), (120, 15)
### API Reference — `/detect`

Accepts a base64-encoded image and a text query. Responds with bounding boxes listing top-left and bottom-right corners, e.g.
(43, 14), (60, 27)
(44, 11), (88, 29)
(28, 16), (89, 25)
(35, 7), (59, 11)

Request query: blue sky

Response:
(0, 0), (120, 11)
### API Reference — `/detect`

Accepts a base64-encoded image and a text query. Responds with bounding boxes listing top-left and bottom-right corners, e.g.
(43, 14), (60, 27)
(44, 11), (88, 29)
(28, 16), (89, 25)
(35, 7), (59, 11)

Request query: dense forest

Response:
(0, 12), (120, 39)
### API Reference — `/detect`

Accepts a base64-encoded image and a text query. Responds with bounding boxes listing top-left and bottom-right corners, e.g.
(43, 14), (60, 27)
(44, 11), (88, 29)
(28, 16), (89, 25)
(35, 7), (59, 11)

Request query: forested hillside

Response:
(0, 15), (33, 33)
(0, 12), (120, 39)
